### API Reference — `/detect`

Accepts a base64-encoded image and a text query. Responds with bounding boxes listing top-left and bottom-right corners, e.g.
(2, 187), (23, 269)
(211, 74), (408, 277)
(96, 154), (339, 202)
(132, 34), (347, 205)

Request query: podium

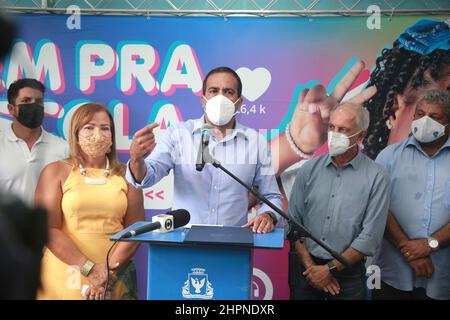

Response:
(111, 223), (284, 300)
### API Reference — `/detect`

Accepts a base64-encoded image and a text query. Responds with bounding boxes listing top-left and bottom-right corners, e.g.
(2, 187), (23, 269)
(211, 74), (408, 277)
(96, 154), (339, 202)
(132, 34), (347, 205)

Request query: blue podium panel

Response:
(112, 224), (284, 300)
(253, 228), (284, 248)
(147, 244), (252, 300)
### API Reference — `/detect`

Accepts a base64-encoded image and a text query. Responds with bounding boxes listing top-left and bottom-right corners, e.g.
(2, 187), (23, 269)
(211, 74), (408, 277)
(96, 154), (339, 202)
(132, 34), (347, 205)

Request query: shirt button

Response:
(214, 185), (219, 190)
(212, 209), (215, 212)
(331, 195), (335, 198)
(327, 216), (331, 219)
(321, 237), (326, 241)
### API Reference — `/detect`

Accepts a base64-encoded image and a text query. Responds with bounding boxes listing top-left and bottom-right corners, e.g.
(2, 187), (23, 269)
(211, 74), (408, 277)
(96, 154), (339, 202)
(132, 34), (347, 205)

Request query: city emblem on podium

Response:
(182, 268), (214, 299)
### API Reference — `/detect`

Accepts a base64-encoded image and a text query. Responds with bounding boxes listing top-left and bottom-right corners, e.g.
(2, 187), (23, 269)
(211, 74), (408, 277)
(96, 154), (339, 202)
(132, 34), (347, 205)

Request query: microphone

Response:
(120, 209), (190, 238)
(196, 124), (213, 171)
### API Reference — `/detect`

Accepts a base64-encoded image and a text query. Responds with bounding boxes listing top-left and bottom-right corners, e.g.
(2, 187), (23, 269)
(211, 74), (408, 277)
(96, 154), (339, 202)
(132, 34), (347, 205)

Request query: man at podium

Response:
(126, 66), (282, 233)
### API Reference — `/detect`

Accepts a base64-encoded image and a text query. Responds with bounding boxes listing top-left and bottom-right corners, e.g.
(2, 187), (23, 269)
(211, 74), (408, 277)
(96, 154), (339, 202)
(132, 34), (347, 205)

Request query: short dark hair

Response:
(202, 67), (242, 98)
(7, 79), (45, 105)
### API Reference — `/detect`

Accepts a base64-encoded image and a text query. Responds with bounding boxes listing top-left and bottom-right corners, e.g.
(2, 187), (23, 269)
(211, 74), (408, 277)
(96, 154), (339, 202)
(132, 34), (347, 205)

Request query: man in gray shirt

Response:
(288, 102), (390, 300)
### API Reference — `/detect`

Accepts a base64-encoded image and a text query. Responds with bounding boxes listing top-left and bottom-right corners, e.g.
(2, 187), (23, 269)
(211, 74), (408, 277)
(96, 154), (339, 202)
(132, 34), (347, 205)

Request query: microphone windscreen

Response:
(167, 209), (190, 228)
(201, 124), (213, 141)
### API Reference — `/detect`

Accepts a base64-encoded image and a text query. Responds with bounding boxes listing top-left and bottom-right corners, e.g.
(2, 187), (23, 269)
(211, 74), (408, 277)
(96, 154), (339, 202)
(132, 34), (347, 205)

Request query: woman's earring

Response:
(79, 164), (86, 176)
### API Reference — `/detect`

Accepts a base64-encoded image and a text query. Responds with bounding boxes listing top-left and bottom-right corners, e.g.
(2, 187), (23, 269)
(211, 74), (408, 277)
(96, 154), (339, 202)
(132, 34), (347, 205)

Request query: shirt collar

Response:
(191, 115), (248, 140)
(5, 123), (48, 143)
(5, 123), (18, 142)
(38, 129), (52, 143)
(191, 116), (205, 134)
(324, 150), (364, 170)
(405, 134), (450, 155)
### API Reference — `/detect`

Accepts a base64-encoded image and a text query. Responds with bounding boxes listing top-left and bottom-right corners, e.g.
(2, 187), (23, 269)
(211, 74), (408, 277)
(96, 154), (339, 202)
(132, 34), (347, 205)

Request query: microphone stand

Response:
(202, 147), (350, 267)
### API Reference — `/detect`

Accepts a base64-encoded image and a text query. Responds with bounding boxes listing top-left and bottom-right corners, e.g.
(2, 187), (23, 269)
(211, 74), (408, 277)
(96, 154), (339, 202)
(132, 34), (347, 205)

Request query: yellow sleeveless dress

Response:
(38, 167), (136, 300)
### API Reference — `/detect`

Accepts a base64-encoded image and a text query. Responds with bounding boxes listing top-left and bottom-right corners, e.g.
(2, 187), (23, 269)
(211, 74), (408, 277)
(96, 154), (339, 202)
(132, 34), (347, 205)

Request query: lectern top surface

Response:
(111, 222), (284, 249)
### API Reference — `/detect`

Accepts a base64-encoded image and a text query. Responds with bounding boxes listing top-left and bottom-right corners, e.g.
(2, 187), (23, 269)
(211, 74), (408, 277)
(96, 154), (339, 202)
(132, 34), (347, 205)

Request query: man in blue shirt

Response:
(288, 102), (390, 300)
(126, 67), (282, 232)
(373, 89), (450, 300)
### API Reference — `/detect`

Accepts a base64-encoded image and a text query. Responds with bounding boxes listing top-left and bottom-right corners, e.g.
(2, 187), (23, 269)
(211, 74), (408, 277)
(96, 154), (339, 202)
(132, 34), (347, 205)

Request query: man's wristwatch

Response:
(327, 261), (339, 277)
(80, 259), (95, 277)
(427, 237), (439, 251)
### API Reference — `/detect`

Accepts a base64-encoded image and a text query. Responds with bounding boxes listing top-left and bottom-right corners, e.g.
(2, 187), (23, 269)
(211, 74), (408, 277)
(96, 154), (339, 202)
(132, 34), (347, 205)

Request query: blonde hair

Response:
(68, 103), (125, 176)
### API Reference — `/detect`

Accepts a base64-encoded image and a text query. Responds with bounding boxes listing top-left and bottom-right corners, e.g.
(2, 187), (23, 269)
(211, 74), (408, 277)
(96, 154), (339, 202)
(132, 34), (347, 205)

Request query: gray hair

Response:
(330, 102), (370, 131)
(417, 89), (450, 122)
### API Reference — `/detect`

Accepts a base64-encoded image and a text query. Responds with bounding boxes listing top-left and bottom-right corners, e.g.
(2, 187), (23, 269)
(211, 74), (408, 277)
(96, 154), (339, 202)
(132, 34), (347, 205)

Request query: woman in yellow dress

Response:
(35, 103), (144, 300)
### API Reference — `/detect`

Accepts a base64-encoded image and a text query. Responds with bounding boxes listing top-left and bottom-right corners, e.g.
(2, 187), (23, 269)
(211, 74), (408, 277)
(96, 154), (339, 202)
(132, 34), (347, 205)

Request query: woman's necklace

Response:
(79, 157), (110, 185)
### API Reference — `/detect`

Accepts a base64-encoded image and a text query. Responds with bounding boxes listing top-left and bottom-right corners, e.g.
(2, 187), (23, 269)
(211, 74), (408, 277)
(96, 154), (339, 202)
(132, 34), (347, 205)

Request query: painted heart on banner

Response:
(236, 67), (271, 102)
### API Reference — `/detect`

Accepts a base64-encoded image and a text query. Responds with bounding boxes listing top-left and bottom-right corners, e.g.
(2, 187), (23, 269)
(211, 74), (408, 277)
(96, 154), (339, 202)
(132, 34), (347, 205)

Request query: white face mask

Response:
(411, 116), (448, 143)
(328, 131), (360, 156)
(204, 94), (239, 126)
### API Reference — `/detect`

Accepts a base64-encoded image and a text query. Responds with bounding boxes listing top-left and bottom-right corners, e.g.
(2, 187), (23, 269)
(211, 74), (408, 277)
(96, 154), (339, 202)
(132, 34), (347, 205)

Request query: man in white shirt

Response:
(0, 79), (68, 205)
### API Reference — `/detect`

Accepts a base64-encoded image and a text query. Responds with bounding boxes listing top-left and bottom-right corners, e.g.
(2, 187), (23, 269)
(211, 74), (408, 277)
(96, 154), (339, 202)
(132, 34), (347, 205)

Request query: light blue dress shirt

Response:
(288, 151), (390, 259)
(126, 117), (283, 226)
(374, 136), (450, 300)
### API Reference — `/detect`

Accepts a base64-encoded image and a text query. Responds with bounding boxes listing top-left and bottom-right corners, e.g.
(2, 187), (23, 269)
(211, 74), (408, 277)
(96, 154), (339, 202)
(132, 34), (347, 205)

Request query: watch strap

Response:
(327, 261), (340, 277)
(80, 259), (95, 277)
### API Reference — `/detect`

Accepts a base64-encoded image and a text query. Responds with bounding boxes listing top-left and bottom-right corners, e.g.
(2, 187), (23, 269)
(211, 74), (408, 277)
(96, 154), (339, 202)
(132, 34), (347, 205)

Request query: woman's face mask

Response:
(203, 94), (240, 126)
(78, 131), (112, 158)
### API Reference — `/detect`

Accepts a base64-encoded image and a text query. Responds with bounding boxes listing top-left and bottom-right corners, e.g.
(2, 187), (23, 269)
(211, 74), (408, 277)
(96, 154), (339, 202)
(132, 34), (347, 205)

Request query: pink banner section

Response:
(253, 241), (290, 300)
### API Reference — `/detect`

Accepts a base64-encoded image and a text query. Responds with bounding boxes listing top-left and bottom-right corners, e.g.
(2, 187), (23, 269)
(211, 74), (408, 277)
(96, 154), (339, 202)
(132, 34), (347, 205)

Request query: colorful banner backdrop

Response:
(0, 14), (444, 300)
